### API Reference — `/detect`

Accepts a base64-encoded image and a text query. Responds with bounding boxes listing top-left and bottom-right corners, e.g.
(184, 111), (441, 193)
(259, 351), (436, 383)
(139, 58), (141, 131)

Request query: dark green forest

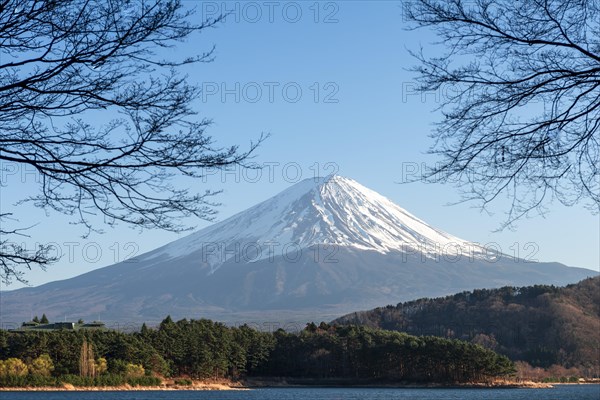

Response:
(334, 277), (600, 377)
(0, 317), (515, 387)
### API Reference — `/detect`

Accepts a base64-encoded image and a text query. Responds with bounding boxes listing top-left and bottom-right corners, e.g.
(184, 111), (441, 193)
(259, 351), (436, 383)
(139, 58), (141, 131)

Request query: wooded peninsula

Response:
(0, 317), (515, 388)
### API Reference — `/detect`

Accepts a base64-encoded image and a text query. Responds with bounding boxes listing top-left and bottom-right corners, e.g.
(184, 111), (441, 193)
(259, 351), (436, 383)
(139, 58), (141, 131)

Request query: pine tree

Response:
(40, 314), (49, 324)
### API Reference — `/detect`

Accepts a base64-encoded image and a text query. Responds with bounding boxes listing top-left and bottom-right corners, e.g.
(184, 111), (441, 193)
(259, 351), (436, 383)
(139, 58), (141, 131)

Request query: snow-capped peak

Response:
(143, 175), (481, 269)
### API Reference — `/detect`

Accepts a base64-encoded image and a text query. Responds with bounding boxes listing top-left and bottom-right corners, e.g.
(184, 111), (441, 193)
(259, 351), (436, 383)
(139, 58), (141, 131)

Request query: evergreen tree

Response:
(140, 323), (149, 336)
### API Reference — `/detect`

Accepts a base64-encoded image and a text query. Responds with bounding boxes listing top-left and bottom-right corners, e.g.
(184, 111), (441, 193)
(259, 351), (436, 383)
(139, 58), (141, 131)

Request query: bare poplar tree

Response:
(79, 339), (96, 378)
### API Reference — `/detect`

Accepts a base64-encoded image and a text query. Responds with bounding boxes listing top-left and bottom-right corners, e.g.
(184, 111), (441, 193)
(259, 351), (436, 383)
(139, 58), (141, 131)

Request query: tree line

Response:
(0, 316), (515, 387)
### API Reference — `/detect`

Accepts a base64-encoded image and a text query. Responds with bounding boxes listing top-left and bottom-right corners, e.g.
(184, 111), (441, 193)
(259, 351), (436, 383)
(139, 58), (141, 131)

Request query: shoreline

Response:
(0, 379), (576, 391)
(244, 378), (555, 389)
(0, 382), (248, 392)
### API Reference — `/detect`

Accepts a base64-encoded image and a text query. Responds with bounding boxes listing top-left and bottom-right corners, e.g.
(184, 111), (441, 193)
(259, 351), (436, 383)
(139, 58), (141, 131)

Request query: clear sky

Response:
(1, 1), (598, 291)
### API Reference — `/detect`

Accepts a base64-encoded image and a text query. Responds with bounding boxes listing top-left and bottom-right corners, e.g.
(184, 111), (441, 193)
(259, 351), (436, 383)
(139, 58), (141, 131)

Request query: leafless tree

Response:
(0, 0), (264, 283)
(405, 0), (599, 227)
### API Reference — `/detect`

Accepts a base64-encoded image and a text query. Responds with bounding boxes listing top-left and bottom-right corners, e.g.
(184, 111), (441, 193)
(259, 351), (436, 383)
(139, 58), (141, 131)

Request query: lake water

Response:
(2, 385), (599, 400)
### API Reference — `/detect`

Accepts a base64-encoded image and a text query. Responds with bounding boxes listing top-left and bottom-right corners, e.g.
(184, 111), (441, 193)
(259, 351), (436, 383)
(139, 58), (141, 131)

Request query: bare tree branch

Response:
(405, 0), (599, 228)
(0, 213), (59, 284)
(0, 0), (265, 283)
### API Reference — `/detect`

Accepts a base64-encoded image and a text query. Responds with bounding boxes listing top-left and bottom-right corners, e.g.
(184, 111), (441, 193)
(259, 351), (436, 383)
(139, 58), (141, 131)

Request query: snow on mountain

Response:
(142, 175), (483, 271)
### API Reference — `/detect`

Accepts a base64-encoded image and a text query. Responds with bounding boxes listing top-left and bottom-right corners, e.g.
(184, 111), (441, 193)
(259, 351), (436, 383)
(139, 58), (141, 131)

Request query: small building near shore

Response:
(13, 320), (107, 332)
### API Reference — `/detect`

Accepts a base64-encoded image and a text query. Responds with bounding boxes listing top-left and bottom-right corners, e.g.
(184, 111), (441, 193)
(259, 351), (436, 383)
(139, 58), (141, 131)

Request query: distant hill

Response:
(333, 277), (600, 373)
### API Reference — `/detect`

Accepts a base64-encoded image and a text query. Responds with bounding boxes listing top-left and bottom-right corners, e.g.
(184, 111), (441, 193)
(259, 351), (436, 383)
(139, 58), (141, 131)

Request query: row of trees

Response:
(0, 334), (159, 387)
(0, 317), (515, 386)
(0, 355), (53, 377)
(30, 315), (49, 324)
(260, 323), (515, 383)
(140, 317), (275, 378)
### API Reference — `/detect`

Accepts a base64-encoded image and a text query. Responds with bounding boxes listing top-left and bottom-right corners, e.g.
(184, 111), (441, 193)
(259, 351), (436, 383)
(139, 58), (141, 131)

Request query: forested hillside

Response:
(0, 317), (514, 386)
(333, 277), (600, 376)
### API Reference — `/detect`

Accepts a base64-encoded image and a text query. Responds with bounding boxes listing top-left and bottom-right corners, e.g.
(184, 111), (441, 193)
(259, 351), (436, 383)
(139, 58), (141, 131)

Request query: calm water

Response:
(2, 385), (599, 400)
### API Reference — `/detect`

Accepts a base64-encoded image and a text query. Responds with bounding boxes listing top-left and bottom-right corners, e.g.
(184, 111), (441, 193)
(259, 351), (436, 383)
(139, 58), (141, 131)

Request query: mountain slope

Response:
(333, 277), (600, 371)
(1, 176), (596, 325)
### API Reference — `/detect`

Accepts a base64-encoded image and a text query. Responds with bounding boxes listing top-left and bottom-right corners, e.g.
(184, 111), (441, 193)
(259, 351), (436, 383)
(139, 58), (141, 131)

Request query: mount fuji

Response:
(1, 176), (595, 325)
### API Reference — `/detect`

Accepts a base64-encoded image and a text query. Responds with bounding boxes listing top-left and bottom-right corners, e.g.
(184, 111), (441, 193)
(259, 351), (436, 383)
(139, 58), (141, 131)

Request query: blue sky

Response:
(1, 1), (598, 290)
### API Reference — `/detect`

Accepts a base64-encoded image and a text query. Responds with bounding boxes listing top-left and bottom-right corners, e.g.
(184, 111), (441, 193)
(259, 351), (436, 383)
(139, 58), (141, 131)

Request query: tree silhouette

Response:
(406, 0), (599, 227)
(0, 0), (264, 283)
